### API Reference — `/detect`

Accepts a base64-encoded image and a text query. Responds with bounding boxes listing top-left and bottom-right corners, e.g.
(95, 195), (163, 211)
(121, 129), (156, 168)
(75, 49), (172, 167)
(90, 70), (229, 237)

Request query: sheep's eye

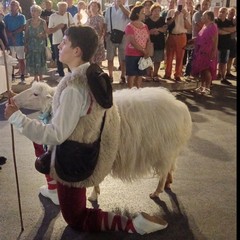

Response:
(34, 93), (38, 96)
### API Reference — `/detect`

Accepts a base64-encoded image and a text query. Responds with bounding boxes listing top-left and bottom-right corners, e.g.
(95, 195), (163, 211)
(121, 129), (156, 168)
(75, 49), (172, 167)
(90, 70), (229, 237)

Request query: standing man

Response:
(4, 0), (26, 83)
(41, 0), (56, 64)
(225, 7), (236, 80)
(104, 0), (130, 83)
(48, 1), (74, 80)
(164, 0), (191, 82)
(215, 7), (236, 85)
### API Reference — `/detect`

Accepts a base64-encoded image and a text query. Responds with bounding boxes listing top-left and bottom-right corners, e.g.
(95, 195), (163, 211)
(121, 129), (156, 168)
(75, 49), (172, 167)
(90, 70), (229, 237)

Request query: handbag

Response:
(35, 150), (51, 174)
(138, 57), (153, 70)
(45, 46), (52, 61)
(109, 7), (124, 44)
(54, 112), (106, 182)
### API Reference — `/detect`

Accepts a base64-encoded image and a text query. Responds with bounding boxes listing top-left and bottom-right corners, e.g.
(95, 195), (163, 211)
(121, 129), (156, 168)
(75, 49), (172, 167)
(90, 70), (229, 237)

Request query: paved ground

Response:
(0, 61), (237, 240)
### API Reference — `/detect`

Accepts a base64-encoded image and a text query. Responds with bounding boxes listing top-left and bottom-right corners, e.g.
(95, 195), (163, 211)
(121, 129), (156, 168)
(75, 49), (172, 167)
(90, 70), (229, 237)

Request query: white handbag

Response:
(138, 57), (153, 70)
(45, 46), (52, 61)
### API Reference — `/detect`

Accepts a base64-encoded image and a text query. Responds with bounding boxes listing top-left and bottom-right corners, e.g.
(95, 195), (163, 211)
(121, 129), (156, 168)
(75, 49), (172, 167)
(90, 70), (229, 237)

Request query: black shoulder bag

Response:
(109, 7), (125, 44)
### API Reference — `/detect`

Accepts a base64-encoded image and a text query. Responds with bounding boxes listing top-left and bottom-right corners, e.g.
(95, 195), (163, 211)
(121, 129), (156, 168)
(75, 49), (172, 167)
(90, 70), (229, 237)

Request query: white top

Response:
(166, 9), (191, 34)
(8, 64), (91, 146)
(48, 12), (75, 44)
(104, 4), (130, 33)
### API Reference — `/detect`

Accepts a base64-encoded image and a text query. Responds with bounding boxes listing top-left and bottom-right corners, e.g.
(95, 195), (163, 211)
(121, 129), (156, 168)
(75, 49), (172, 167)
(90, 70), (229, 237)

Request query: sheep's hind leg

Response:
(88, 185), (100, 202)
(164, 171), (173, 190)
(149, 173), (168, 199)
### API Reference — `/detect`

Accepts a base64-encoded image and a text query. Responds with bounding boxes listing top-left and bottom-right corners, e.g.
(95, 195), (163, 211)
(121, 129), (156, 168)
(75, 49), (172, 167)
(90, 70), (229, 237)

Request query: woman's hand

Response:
(4, 98), (19, 120)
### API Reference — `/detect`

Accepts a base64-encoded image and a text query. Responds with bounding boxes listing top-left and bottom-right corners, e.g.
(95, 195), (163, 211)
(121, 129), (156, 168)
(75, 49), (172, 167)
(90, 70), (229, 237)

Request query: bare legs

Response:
(127, 76), (143, 89)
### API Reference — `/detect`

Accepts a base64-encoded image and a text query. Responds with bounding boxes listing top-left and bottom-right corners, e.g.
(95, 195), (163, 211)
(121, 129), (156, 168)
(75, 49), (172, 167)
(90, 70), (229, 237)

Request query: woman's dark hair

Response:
(129, 5), (144, 21)
(205, 10), (215, 22)
(65, 26), (98, 62)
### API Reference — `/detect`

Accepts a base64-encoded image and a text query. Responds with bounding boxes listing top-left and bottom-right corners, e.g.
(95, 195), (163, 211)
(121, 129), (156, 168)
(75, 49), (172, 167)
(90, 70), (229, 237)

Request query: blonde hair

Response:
(30, 4), (42, 14)
(57, 1), (68, 8)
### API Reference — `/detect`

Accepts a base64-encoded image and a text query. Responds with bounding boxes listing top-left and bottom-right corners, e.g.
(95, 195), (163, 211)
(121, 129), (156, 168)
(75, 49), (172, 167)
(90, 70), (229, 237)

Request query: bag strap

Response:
(99, 111), (106, 140)
(67, 12), (70, 27)
(110, 7), (112, 31)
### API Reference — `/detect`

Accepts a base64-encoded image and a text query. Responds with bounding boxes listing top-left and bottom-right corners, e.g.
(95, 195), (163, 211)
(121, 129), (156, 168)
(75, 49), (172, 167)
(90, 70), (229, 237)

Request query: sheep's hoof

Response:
(88, 195), (97, 202)
(149, 192), (160, 199)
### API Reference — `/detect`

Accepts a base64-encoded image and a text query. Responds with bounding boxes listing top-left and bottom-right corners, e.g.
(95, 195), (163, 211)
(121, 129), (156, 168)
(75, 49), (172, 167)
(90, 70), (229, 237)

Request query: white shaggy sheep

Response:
(14, 82), (192, 200)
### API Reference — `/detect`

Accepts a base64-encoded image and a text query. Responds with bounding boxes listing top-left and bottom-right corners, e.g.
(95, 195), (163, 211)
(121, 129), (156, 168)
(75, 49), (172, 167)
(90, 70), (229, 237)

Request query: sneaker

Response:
(39, 185), (59, 205)
(221, 79), (232, 85)
(163, 75), (172, 80)
(225, 73), (236, 80)
(132, 212), (168, 235)
(175, 76), (183, 82)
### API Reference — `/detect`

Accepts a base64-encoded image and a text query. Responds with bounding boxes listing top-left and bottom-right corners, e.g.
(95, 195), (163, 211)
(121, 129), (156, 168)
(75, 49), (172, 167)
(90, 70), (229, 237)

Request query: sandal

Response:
(119, 76), (126, 84)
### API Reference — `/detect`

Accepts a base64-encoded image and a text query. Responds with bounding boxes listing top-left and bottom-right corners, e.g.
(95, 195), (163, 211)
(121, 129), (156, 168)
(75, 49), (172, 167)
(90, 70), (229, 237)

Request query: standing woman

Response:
(86, 0), (106, 66)
(191, 10), (218, 94)
(125, 5), (151, 88)
(25, 4), (48, 82)
(145, 3), (168, 81)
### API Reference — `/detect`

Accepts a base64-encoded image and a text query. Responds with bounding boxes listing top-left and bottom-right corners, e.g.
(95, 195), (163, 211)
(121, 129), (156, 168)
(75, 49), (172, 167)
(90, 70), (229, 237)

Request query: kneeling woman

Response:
(5, 26), (167, 235)
(125, 5), (152, 88)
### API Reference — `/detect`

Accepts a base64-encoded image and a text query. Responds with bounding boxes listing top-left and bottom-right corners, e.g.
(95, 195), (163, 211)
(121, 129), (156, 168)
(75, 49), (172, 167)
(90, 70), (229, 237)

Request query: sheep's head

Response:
(0, 52), (18, 66)
(14, 82), (56, 113)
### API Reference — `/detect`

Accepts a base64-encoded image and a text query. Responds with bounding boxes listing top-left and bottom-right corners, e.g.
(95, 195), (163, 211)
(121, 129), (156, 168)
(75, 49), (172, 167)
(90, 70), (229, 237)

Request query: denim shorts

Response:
(218, 49), (230, 64)
(125, 55), (146, 76)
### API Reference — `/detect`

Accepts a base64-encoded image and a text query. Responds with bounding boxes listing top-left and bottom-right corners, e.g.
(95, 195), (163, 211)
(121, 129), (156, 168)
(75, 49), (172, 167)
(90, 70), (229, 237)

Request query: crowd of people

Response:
(0, 0), (237, 93)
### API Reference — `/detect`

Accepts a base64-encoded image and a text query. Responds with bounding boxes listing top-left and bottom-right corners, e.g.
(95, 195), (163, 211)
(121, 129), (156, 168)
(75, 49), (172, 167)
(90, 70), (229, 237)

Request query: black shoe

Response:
(20, 74), (25, 82)
(225, 73), (236, 80)
(221, 79), (232, 85)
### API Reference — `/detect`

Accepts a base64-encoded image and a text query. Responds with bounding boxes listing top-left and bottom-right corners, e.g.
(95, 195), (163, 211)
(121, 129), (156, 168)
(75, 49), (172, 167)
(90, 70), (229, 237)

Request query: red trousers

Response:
(165, 33), (187, 78)
(57, 182), (136, 232)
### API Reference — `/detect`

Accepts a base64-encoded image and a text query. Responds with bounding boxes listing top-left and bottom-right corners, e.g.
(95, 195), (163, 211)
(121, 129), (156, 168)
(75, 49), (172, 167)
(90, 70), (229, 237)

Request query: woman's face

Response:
(90, 2), (99, 14)
(151, 7), (161, 18)
(138, 8), (146, 21)
(31, 8), (41, 18)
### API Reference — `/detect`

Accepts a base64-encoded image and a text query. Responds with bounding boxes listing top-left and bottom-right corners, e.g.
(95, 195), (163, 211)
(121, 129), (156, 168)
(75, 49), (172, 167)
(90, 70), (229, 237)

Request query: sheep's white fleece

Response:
(112, 87), (192, 181)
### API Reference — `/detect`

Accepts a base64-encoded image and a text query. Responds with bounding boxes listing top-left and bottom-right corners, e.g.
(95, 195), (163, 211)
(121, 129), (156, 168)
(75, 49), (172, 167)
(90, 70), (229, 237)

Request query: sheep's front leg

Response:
(88, 185), (100, 202)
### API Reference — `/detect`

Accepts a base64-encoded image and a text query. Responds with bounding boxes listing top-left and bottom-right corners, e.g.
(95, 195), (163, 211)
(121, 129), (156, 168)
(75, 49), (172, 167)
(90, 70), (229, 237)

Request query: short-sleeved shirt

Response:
(67, 5), (78, 17)
(41, 9), (56, 25)
(125, 23), (149, 56)
(104, 5), (130, 33)
(48, 12), (74, 45)
(3, 12), (26, 46)
(215, 18), (232, 50)
(144, 17), (166, 50)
